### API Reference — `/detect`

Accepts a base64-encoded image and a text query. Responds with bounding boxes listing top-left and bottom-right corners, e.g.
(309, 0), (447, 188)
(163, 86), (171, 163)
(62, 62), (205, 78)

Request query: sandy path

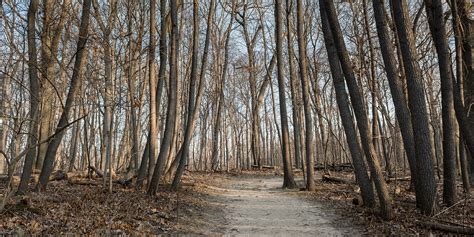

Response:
(197, 175), (364, 236)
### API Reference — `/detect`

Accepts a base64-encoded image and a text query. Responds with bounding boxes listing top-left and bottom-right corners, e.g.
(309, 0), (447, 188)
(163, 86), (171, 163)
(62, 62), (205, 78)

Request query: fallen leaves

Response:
(0, 173), (206, 235)
(304, 171), (474, 236)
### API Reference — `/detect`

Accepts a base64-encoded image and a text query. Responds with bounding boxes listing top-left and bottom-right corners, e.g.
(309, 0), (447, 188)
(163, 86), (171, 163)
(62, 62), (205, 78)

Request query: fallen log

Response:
(385, 176), (411, 183)
(419, 221), (474, 235)
(314, 163), (353, 172)
(67, 177), (99, 186)
(322, 174), (352, 184)
(250, 165), (276, 170)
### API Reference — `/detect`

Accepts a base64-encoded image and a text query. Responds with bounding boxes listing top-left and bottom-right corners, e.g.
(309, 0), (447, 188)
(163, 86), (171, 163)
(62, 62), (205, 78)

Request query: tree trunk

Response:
(172, 0), (216, 189)
(322, 0), (393, 220)
(147, 0), (158, 194)
(275, 0), (296, 189)
(36, 0), (70, 170)
(211, 2), (235, 171)
(319, 3), (375, 209)
(147, 0), (179, 195)
(391, 0), (437, 215)
(424, 0), (457, 206)
(136, 0), (168, 189)
(372, 0), (417, 189)
(18, 0), (40, 194)
(296, 0), (315, 191)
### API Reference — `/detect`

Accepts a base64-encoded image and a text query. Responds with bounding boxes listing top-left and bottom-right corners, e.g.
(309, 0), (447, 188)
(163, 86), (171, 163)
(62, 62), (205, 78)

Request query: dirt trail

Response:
(189, 175), (365, 236)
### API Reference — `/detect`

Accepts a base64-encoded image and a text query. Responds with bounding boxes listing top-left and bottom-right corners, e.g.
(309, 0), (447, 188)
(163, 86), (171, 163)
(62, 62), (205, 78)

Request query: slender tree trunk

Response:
(136, 0), (168, 189)
(18, 0), (40, 194)
(36, 0), (70, 170)
(211, 2), (235, 171)
(172, 0), (216, 188)
(275, 0), (296, 189)
(451, 0), (471, 192)
(126, 2), (143, 172)
(68, 109), (80, 172)
(147, 0), (158, 194)
(295, 0), (315, 191)
(285, 0), (302, 170)
(147, 0), (179, 195)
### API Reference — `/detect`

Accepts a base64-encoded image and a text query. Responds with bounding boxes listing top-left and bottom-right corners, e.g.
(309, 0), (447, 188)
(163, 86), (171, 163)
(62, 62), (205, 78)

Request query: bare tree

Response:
(275, 0), (297, 189)
(211, 1), (236, 171)
(391, 0), (437, 215)
(36, 0), (92, 191)
(296, 0), (315, 191)
(148, 0), (179, 195)
(321, 0), (393, 220)
(172, 0), (217, 188)
(17, 0), (40, 194)
(424, 0), (457, 206)
(147, 0), (158, 194)
(319, 3), (375, 208)
(371, 0), (417, 189)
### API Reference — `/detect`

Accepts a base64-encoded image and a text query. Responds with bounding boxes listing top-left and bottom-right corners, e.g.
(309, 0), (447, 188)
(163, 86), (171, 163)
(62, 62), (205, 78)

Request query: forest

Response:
(0, 0), (474, 235)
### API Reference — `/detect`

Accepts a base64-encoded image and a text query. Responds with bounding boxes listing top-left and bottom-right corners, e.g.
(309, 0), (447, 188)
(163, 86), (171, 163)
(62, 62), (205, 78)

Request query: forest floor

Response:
(0, 170), (473, 235)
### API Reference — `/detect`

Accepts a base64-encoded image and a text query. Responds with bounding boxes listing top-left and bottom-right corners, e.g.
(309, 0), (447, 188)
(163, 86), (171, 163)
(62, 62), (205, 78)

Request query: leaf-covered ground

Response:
(303, 171), (474, 235)
(0, 173), (222, 235)
(1, 171), (473, 235)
